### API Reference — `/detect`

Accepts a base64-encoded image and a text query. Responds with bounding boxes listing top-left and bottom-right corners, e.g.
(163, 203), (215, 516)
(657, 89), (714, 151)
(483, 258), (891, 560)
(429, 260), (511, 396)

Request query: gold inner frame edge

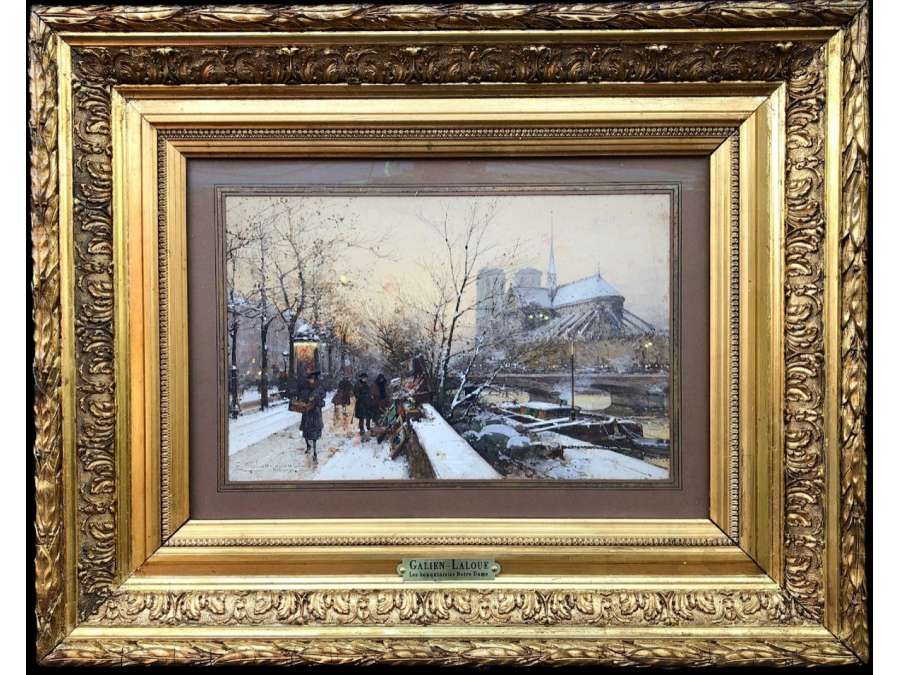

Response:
(111, 88), (781, 584)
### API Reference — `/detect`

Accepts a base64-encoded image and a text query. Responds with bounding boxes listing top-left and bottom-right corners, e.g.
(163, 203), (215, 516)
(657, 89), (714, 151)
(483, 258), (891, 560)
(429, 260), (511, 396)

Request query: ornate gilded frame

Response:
(29, 2), (869, 667)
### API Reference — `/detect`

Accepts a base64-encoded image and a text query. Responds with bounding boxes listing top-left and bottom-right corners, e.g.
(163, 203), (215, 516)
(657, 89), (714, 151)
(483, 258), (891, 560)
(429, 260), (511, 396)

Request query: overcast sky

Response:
(226, 191), (671, 329)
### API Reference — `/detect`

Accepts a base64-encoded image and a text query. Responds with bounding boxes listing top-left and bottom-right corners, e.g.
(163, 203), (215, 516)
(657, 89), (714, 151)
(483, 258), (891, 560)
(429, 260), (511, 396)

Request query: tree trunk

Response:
(287, 316), (297, 381)
(229, 314), (240, 417)
(259, 319), (270, 410)
(257, 230), (270, 410)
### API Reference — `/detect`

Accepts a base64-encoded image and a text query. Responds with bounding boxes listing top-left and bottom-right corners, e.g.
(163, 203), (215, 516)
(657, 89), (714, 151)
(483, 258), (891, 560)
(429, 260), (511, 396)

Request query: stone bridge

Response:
(490, 372), (669, 416)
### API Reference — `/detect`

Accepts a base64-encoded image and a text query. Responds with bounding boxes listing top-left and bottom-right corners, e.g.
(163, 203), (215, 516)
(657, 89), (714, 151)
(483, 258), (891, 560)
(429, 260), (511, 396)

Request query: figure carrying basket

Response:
(292, 370), (325, 463)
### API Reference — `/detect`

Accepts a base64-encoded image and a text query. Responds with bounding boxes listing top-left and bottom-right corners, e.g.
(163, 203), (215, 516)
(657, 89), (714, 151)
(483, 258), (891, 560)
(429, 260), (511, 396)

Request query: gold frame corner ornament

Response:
(30, 1), (869, 667)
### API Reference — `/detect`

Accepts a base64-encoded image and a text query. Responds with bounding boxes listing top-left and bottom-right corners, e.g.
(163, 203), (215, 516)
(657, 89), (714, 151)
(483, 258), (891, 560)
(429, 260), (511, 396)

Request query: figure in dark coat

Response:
(334, 376), (353, 405)
(298, 371), (325, 462)
(353, 373), (373, 436)
(372, 373), (390, 420)
(332, 375), (354, 430)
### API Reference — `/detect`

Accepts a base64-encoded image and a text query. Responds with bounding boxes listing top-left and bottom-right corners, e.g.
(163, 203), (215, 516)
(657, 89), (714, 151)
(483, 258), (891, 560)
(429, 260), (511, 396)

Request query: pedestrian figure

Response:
(372, 372), (390, 422)
(354, 372), (373, 438)
(297, 370), (325, 462)
(332, 373), (354, 431)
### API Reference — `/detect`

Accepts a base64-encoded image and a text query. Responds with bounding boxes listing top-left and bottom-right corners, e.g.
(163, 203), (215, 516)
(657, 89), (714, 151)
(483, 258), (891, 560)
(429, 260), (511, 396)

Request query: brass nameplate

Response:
(397, 558), (501, 581)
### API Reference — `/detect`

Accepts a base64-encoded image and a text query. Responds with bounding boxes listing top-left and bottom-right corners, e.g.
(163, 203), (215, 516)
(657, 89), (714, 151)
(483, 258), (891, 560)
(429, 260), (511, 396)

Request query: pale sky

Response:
(226, 191), (671, 329)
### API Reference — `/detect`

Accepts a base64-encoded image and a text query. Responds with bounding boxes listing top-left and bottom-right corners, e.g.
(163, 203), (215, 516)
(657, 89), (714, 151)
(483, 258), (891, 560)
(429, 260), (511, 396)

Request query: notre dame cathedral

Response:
(475, 233), (658, 342)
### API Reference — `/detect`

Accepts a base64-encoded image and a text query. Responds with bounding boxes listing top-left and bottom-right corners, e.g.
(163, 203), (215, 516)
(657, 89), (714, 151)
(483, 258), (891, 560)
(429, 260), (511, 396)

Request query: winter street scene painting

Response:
(225, 187), (673, 483)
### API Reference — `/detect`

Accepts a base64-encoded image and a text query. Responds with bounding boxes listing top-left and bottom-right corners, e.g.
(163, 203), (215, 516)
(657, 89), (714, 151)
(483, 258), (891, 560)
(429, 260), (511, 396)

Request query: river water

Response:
(481, 386), (669, 441)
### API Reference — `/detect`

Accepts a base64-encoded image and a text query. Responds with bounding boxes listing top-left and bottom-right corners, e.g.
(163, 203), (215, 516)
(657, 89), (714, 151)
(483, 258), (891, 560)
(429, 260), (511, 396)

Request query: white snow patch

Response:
(552, 274), (621, 307)
(530, 429), (666, 479)
(475, 424), (530, 450)
(478, 424), (519, 438)
(518, 401), (565, 411)
(525, 447), (666, 480)
(411, 404), (500, 479)
(228, 401), (299, 456)
(507, 435), (530, 450)
(240, 386), (281, 403)
(314, 442), (409, 480)
(536, 429), (595, 448)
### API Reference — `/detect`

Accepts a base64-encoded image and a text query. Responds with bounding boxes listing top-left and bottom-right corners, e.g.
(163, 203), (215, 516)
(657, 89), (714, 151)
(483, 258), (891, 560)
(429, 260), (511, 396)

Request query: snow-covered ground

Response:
(227, 396), (663, 482)
(228, 401), (298, 456)
(240, 386), (281, 403)
(523, 447), (666, 480)
(313, 438), (410, 480)
(229, 394), (410, 481)
(530, 429), (667, 479)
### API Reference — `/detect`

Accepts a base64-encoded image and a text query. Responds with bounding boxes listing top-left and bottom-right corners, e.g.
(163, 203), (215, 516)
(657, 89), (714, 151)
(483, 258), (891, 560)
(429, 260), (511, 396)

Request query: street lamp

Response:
(569, 338), (576, 420)
(640, 339), (653, 369)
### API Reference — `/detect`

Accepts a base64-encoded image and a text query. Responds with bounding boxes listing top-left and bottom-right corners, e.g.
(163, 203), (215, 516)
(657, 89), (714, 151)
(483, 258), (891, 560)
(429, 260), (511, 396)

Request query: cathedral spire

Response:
(547, 218), (558, 297)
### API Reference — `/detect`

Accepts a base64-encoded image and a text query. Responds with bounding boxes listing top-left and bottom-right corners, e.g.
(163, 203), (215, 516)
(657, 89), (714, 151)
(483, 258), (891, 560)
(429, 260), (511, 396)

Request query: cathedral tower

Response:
(475, 267), (506, 336)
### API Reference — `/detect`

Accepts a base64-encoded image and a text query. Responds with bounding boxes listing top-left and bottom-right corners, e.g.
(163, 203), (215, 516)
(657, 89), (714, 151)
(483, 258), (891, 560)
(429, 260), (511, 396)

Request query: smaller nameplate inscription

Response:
(397, 558), (501, 581)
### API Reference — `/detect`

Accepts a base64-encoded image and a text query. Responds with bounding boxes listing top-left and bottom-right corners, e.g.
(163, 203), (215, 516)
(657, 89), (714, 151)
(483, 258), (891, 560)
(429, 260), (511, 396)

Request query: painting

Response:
(223, 177), (675, 482)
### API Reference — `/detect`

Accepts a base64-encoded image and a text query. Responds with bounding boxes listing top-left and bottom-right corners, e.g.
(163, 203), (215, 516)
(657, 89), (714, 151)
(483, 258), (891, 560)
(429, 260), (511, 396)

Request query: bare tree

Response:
(225, 212), (282, 411)
(266, 198), (387, 382)
(444, 330), (556, 418)
(421, 202), (511, 413)
(224, 213), (257, 417)
(246, 220), (282, 409)
(316, 278), (362, 376)
(366, 302), (422, 376)
(366, 201), (551, 418)
(226, 253), (245, 416)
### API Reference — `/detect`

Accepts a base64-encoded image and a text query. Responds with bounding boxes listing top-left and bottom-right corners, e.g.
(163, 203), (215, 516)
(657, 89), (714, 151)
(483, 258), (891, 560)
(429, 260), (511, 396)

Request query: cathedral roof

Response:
(551, 274), (622, 308)
(510, 285), (552, 308)
(510, 273), (623, 310)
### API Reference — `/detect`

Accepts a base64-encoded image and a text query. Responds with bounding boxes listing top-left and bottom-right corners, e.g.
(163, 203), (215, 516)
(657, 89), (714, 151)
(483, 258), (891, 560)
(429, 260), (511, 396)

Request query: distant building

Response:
(475, 267), (506, 337)
(476, 231), (658, 341)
